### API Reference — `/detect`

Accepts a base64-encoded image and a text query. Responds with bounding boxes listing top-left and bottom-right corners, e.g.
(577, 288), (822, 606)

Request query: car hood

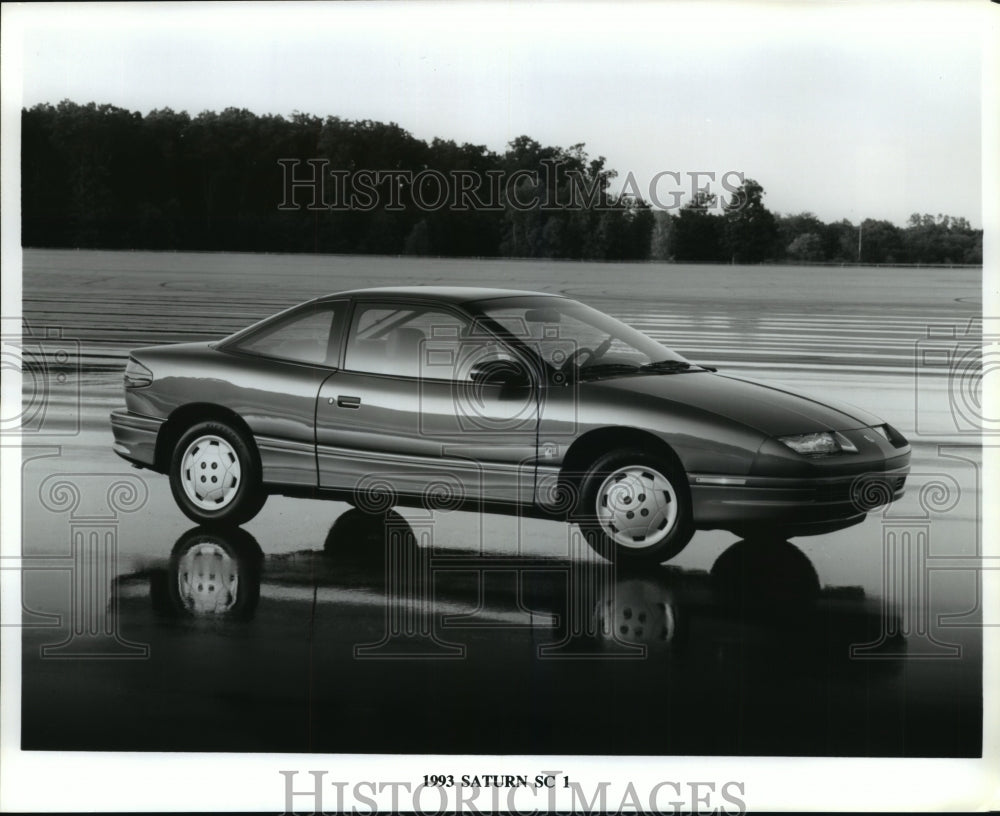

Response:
(132, 340), (217, 356)
(590, 371), (883, 436)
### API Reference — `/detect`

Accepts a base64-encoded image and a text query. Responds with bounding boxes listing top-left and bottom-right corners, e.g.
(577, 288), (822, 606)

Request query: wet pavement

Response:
(20, 505), (981, 756)
(15, 251), (985, 757)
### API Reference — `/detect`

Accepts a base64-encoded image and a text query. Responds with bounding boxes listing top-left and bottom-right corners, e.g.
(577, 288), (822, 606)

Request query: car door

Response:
(216, 299), (348, 488)
(315, 299), (540, 506)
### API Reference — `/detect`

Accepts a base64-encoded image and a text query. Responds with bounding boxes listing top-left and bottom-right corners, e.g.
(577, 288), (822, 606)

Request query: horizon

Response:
(4, 1), (985, 230)
(20, 96), (983, 233)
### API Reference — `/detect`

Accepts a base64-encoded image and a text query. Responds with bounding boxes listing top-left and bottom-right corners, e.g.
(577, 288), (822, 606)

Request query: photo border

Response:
(2, 2), (997, 812)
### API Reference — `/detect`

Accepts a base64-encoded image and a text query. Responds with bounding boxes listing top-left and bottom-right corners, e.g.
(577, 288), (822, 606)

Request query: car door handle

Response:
(336, 395), (362, 409)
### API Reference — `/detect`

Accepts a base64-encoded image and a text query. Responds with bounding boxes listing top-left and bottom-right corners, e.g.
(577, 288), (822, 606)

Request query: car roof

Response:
(316, 286), (566, 305)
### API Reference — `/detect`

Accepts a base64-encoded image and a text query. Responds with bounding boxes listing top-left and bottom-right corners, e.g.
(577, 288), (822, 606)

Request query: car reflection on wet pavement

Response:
(21, 508), (980, 756)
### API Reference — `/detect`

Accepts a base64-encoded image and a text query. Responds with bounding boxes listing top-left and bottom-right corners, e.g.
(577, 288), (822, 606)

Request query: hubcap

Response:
(177, 540), (239, 614)
(597, 579), (678, 646)
(180, 434), (241, 510)
(596, 465), (677, 548)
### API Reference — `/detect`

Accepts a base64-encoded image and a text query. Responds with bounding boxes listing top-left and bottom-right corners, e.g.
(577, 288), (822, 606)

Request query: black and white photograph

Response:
(1, 1), (997, 812)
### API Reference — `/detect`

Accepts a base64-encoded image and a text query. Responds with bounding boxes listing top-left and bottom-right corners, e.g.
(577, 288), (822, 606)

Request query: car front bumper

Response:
(110, 410), (163, 469)
(688, 462), (910, 535)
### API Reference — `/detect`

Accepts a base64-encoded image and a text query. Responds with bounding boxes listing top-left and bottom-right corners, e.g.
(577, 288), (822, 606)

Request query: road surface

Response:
(14, 249), (984, 755)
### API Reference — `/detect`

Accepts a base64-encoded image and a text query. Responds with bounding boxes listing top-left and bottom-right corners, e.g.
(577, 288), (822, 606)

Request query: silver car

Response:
(111, 287), (910, 563)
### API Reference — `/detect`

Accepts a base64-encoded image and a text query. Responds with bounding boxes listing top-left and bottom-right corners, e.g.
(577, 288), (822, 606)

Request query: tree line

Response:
(22, 101), (981, 265)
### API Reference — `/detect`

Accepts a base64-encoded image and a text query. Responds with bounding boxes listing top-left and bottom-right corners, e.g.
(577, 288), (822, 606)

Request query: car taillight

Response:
(124, 358), (153, 388)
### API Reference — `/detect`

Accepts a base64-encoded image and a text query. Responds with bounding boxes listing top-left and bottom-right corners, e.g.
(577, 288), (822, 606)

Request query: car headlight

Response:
(778, 431), (858, 456)
(124, 358), (153, 388)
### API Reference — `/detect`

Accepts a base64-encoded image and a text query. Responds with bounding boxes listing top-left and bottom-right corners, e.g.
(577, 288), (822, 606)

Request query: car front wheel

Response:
(169, 420), (266, 525)
(576, 448), (694, 564)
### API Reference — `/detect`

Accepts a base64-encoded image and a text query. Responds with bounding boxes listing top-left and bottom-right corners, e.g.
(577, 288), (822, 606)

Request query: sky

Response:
(4, 0), (988, 227)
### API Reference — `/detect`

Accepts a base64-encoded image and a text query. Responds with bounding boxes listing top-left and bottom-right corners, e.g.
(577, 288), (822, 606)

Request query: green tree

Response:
(402, 219), (431, 255)
(901, 213), (982, 265)
(786, 232), (824, 262)
(775, 212), (825, 259)
(671, 192), (724, 262)
(821, 219), (858, 262)
(859, 219), (902, 264)
(722, 178), (777, 263)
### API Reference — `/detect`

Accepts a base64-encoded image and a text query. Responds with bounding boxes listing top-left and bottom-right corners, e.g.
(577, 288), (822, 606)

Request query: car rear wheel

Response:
(576, 448), (694, 564)
(169, 420), (266, 525)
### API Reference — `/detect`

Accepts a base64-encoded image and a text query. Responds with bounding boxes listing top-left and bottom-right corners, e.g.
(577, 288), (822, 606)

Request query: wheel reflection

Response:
(158, 527), (263, 620)
(710, 537), (822, 611)
(140, 511), (900, 668)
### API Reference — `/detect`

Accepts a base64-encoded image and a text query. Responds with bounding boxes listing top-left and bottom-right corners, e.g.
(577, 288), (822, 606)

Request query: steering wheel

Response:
(560, 334), (615, 372)
(559, 346), (595, 372)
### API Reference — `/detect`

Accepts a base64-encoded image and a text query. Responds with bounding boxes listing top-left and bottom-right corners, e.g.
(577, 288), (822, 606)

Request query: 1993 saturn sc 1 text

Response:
(111, 287), (911, 563)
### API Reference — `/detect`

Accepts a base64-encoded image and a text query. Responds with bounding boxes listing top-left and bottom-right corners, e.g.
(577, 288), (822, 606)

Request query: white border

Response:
(2, 2), (997, 812)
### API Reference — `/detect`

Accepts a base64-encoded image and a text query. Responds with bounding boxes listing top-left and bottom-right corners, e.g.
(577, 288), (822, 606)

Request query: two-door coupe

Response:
(111, 287), (910, 563)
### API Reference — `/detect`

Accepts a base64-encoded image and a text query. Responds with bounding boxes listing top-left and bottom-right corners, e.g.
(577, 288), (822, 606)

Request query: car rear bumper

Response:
(689, 463), (910, 534)
(110, 410), (163, 469)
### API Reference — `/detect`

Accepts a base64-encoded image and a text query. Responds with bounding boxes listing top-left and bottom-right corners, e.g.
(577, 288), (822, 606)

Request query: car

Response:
(110, 286), (911, 563)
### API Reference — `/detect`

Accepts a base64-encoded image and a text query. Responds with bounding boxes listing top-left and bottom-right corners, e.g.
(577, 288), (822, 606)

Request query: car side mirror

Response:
(469, 359), (531, 387)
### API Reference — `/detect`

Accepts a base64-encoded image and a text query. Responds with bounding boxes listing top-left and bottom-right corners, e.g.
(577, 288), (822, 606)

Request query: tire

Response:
(169, 420), (266, 526)
(575, 447), (694, 564)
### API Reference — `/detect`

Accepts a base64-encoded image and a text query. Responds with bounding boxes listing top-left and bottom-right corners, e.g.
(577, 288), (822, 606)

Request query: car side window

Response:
(231, 302), (345, 366)
(346, 303), (494, 380)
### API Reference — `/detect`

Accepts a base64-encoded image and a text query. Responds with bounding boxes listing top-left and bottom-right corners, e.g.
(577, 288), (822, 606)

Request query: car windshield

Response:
(470, 296), (691, 380)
